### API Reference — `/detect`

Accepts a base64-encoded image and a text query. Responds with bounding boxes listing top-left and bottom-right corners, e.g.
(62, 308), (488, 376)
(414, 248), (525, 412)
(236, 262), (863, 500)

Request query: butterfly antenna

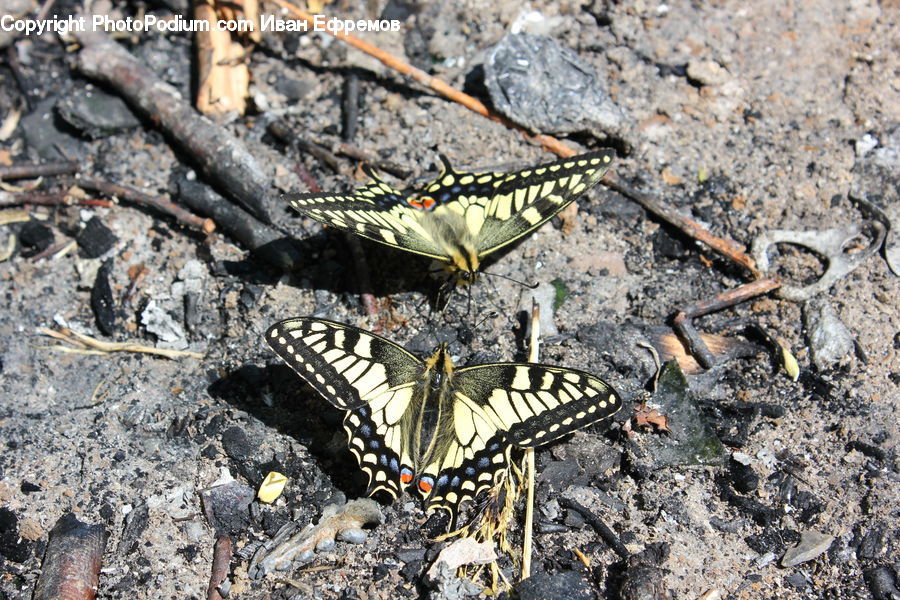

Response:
(481, 269), (540, 290)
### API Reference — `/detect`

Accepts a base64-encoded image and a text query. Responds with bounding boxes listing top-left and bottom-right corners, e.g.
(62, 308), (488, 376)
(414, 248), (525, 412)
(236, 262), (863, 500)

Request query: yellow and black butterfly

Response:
(284, 150), (614, 290)
(266, 317), (622, 524)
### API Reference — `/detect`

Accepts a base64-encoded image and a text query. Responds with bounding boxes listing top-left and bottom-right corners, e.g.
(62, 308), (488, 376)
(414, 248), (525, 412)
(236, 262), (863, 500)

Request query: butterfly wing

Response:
(420, 362), (621, 518)
(474, 150), (615, 257)
(266, 318), (424, 498)
(284, 167), (451, 260)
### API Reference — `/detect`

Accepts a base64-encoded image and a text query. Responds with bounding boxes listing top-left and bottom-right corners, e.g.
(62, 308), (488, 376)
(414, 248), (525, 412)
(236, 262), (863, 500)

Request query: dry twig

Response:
(37, 327), (203, 360)
(58, 177), (214, 233)
(0, 161), (80, 180)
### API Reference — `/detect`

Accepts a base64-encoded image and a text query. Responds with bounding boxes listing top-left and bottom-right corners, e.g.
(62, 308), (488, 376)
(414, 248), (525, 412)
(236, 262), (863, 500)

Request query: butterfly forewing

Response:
(475, 149), (615, 256)
(266, 318), (424, 497)
(286, 174), (449, 260)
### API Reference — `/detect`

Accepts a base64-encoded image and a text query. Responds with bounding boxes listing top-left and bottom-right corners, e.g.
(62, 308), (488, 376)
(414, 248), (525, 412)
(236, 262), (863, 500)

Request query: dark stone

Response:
(399, 559), (423, 582)
(793, 491), (824, 524)
(176, 544), (200, 562)
(619, 543), (670, 600)
(21, 97), (87, 161)
(239, 284), (263, 310)
(857, 526), (887, 560)
(729, 458), (760, 493)
(184, 291), (201, 333)
(785, 572), (809, 589)
(653, 226), (689, 259)
(539, 458), (586, 489)
(372, 563), (390, 581)
(396, 548), (427, 563)
(200, 480), (254, 536)
(200, 444), (219, 459)
(20, 480), (41, 493)
(273, 75), (315, 102)
(744, 529), (800, 555)
(91, 259), (116, 336)
(590, 191), (644, 222)
(516, 570), (596, 600)
(56, 85), (141, 138)
(117, 503), (149, 555)
(18, 221), (54, 257)
(709, 516), (742, 533)
(221, 426), (260, 477)
(863, 566), (899, 600)
(77, 216), (119, 258)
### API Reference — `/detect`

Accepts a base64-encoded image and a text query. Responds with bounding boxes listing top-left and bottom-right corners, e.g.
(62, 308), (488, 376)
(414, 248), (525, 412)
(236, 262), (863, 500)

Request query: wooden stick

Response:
(521, 301), (541, 581)
(74, 27), (271, 222)
(0, 161), (80, 180)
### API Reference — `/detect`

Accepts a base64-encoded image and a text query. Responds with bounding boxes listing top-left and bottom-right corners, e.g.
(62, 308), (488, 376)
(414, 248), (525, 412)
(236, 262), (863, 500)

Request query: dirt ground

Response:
(0, 1), (897, 599)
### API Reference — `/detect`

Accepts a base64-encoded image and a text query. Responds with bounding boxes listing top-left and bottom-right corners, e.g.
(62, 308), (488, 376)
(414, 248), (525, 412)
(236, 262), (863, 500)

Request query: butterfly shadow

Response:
(207, 361), (389, 503)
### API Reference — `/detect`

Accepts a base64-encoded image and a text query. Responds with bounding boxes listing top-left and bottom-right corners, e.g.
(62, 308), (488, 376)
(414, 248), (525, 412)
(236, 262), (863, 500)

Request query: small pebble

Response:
(336, 528), (367, 544)
(729, 458), (759, 493)
(754, 552), (776, 568)
(803, 297), (855, 371)
(315, 537), (335, 552)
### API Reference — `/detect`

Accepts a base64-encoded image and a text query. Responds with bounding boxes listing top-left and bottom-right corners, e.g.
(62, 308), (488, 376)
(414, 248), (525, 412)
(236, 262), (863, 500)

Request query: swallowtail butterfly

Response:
(266, 318), (622, 523)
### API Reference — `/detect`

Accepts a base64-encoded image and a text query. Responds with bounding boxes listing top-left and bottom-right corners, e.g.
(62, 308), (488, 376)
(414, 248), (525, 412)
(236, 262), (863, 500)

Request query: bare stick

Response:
(176, 178), (303, 271)
(74, 27), (271, 222)
(559, 497), (629, 560)
(521, 301), (540, 580)
(0, 161), (79, 180)
(604, 174), (760, 278)
(33, 514), (107, 600)
(207, 535), (232, 600)
(59, 177), (215, 233)
(672, 277), (781, 369)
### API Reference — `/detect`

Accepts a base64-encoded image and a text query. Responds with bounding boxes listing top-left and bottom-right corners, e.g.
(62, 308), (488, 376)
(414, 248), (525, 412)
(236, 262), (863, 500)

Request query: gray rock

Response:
(781, 529), (834, 567)
(803, 297), (855, 371)
(484, 33), (633, 144)
(56, 84), (140, 138)
(21, 98), (87, 161)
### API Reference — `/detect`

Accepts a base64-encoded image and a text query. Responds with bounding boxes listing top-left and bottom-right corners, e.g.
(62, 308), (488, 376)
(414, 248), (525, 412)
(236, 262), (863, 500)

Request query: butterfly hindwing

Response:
(285, 172), (450, 260)
(419, 363), (621, 519)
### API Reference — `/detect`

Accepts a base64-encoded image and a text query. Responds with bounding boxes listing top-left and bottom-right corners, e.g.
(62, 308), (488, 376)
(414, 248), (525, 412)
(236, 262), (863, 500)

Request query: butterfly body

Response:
(267, 318), (622, 523)
(285, 151), (615, 289)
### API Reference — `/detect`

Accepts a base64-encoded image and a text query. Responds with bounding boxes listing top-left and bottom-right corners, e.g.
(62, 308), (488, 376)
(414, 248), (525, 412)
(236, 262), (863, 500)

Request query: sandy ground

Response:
(0, 0), (897, 599)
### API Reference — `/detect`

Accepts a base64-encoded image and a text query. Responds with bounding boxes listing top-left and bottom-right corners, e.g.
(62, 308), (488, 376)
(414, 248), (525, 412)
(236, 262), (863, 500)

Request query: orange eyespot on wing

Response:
(417, 477), (434, 494)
